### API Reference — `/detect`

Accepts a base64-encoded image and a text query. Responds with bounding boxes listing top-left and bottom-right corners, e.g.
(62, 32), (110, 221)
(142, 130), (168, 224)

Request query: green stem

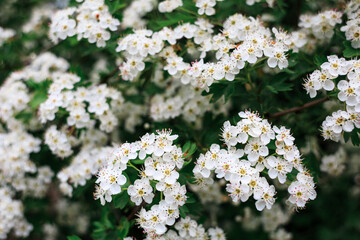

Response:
(178, 7), (199, 17)
(127, 162), (140, 172)
(249, 57), (268, 71)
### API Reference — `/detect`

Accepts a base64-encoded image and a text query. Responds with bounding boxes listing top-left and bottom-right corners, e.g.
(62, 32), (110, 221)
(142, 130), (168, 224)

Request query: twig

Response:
(47, 182), (60, 217)
(127, 201), (146, 221)
(100, 66), (119, 84)
(269, 96), (329, 118)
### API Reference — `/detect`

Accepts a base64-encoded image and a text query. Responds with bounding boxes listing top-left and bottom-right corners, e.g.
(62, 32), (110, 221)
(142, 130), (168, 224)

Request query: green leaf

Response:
(202, 82), (234, 103)
(117, 216), (130, 238)
(113, 191), (129, 209)
(110, 1), (126, 14)
(67, 236), (82, 240)
(179, 205), (189, 218)
(186, 193), (196, 204)
(343, 41), (360, 58)
(349, 128), (360, 146)
(314, 55), (327, 67)
(182, 141), (191, 153)
(187, 143), (197, 156)
(30, 91), (48, 110)
(131, 159), (145, 165)
(266, 76), (293, 94)
(101, 207), (114, 229)
(344, 131), (351, 143)
(183, 158), (193, 167)
(282, 68), (295, 74)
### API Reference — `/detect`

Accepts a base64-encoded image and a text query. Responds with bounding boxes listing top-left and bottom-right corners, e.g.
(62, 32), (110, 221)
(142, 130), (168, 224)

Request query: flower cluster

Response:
(95, 130), (188, 235)
(122, 0), (156, 29)
(158, 0), (183, 13)
(58, 144), (114, 196)
(22, 4), (54, 33)
(304, 55), (360, 142)
(299, 10), (342, 40)
(0, 121), (53, 239)
(0, 187), (33, 239)
(150, 80), (230, 123)
(114, 7), (343, 94)
(116, 29), (163, 81)
(39, 73), (125, 133)
(341, 0), (360, 49)
(245, 0), (275, 7)
(320, 148), (346, 176)
(44, 125), (75, 158)
(125, 216), (226, 240)
(174, 217), (225, 240)
(0, 26), (15, 46)
(0, 52), (69, 122)
(239, 204), (292, 239)
(49, 0), (120, 47)
(189, 177), (223, 204)
(193, 111), (316, 209)
(0, 121), (35, 177)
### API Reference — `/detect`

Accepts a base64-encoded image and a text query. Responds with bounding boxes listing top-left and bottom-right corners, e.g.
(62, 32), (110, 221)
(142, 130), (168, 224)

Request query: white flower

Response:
(163, 182), (187, 207)
(196, 0), (216, 16)
(245, 138), (269, 162)
(321, 55), (348, 77)
(96, 166), (127, 195)
(208, 227), (226, 240)
(175, 216), (198, 238)
(226, 182), (250, 202)
(337, 80), (358, 106)
(266, 156), (292, 184)
(128, 178), (154, 205)
(222, 121), (239, 146)
(254, 182), (276, 211)
(88, 97), (109, 115)
(273, 126), (294, 146)
(264, 44), (289, 69)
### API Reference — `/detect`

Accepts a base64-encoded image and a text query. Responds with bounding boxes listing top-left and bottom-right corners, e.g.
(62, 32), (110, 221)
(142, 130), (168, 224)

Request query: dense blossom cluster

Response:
(0, 121), (54, 239)
(122, 0), (156, 29)
(58, 143), (114, 196)
(95, 130), (188, 235)
(193, 111), (316, 209)
(124, 216), (225, 240)
(39, 74), (125, 133)
(304, 55), (360, 142)
(1, 0), (360, 239)
(0, 52), (70, 122)
(49, 0), (120, 47)
(0, 188), (33, 239)
(115, 8), (342, 92)
(341, 0), (360, 49)
(150, 77), (230, 123)
(298, 10), (342, 40)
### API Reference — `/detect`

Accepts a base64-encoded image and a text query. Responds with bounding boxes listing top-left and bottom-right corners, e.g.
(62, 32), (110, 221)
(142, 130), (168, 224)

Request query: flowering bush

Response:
(1, 0), (360, 239)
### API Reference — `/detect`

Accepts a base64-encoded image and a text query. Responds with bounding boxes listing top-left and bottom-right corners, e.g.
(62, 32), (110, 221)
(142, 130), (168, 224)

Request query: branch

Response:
(269, 96), (329, 118)
(100, 66), (119, 84)
(127, 201), (146, 221)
